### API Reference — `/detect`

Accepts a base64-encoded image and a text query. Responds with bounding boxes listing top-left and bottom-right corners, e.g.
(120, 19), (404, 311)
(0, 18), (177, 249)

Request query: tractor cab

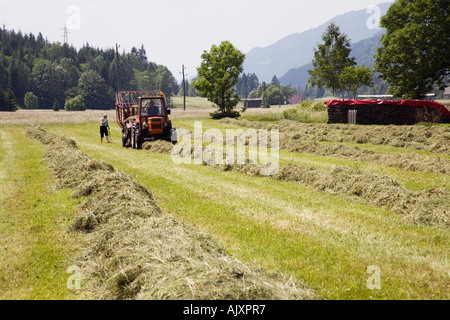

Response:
(140, 97), (167, 117)
(138, 96), (171, 136)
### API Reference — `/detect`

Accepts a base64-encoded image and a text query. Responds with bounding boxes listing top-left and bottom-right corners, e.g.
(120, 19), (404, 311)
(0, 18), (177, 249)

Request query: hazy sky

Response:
(0, 0), (393, 80)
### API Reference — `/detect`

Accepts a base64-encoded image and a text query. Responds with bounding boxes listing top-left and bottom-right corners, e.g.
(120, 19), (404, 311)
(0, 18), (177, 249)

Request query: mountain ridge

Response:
(280, 30), (385, 88)
(243, 2), (392, 83)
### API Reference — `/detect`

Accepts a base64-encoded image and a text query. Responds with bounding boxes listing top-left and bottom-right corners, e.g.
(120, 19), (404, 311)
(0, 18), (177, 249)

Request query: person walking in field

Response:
(100, 113), (111, 143)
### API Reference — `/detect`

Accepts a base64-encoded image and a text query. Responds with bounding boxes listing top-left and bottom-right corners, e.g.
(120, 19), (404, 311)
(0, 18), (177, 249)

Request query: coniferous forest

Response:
(0, 26), (179, 111)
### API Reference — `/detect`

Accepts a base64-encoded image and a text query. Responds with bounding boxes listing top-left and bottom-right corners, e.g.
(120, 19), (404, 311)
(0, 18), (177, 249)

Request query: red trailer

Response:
(326, 99), (450, 125)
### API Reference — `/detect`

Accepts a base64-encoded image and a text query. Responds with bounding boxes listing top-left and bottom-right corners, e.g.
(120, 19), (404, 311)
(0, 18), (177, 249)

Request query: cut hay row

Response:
(210, 163), (449, 230)
(142, 140), (175, 154)
(219, 118), (450, 155)
(283, 140), (450, 175)
(139, 140), (449, 229)
(25, 126), (315, 300)
(217, 118), (450, 175)
(164, 120), (450, 175)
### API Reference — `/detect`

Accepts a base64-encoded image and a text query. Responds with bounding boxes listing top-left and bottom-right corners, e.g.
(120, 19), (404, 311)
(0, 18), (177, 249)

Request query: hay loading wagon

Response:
(116, 91), (177, 149)
(326, 99), (450, 125)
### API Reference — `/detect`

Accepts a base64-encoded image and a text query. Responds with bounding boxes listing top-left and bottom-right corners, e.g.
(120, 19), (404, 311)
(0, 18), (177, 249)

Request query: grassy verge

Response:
(0, 127), (83, 299)
(47, 121), (449, 299)
(240, 99), (328, 123)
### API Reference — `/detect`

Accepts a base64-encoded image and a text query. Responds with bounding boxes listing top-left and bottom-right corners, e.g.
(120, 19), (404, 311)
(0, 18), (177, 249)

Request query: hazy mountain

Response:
(280, 30), (384, 88)
(243, 2), (391, 82)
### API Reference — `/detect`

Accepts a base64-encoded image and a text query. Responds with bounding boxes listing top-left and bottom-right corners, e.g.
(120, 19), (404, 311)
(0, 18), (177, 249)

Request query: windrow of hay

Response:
(219, 118), (450, 174)
(210, 162), (449, 229)
(219, 118), (450, 155)
(285, 140), (450, 175)
(142, 140), (175, 154)
(145, 137), (448, 229)
(25, 126), (316, 300)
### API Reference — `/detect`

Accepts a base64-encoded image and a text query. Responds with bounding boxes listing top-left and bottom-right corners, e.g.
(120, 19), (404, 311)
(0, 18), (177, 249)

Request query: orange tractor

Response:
(116, 91), (177, 149)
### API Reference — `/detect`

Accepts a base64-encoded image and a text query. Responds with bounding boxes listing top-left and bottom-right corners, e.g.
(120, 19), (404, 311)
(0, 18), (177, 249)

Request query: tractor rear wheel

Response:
(135, 127), (143, 150)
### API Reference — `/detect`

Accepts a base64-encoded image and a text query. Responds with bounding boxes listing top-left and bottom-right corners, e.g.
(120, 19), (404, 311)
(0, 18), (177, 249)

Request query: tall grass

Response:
(241, 99), (328, 123)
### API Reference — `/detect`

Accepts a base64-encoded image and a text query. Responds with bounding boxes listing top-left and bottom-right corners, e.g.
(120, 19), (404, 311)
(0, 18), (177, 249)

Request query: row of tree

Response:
(247, 76), (297, 107)
(0, 26), (179, 111)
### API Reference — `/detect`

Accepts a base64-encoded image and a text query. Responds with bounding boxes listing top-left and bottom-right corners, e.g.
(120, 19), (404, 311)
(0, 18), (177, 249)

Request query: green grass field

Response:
(0, 108), (449, 300)
(0, 127), (83, 299)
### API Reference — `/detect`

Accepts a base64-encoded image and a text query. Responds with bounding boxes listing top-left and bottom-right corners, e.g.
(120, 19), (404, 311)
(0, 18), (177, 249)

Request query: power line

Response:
(61, 25), (69, 44)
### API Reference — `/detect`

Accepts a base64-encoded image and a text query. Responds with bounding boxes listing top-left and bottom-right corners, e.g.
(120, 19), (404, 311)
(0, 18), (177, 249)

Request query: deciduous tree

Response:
(375, 0), (450, 99)
(340, 65), (374, 98)
(308, 23), (356, 97)
(78, 70), (112, 109)
(24, 92), (39, 109)
(194, 41), (245, 119)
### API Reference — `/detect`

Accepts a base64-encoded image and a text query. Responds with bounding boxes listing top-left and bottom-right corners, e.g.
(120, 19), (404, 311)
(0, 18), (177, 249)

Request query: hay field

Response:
(0, 103), (295, 125)
(0, 107), (449, 300)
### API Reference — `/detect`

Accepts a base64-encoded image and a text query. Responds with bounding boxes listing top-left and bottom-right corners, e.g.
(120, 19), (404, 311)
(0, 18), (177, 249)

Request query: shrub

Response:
(312, 101), (327, 111)
(52, 100), (60, 112)
(299, 99), (314, 109)
(24, 92), (39, 109)
(65, 95), (86, 111)
(210, 110), (241, 120)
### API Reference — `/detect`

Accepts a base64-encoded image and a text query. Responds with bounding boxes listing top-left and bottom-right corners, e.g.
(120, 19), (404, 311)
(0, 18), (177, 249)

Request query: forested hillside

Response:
(0, 26), (179, 111)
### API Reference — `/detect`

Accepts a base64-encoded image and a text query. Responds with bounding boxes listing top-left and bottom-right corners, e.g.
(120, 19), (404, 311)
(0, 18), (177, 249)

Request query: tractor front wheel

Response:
(131, 123), (137, 149)
(122, 132), (128, 148)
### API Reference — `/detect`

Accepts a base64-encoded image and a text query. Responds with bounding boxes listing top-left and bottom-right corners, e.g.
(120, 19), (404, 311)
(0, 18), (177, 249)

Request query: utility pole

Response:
(181, 65), (187, 111)
(115, 44), (121, 92)
(243, 75), (248, 109)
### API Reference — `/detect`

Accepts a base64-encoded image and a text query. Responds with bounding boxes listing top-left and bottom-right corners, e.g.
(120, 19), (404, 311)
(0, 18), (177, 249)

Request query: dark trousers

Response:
(100, 126), (109, 138)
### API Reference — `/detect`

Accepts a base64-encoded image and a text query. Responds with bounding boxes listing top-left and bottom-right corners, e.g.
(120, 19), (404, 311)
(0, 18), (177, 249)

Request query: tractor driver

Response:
(148, 100), (159, 116)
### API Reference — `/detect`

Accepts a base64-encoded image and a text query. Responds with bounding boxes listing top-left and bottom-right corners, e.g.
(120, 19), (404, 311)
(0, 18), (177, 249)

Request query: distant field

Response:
(172, 96), (217, 109)
(6, 96), (445, 126)
(0, 98), (296, 125)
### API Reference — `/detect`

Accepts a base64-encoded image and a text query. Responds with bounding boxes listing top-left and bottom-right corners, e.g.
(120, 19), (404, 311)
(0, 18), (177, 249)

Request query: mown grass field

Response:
(0, 104), (449, 300)
(0, 127), (84, 299)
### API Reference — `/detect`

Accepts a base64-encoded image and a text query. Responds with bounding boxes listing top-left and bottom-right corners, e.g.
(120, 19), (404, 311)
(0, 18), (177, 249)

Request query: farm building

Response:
(288, 94), (303, 105)
(326, 99), (450, 125)
(444, 86), (450, 99)
(242, 98), (263, 108)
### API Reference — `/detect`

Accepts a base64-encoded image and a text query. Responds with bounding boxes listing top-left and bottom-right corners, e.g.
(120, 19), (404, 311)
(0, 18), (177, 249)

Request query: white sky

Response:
(0, 0), (393, 81)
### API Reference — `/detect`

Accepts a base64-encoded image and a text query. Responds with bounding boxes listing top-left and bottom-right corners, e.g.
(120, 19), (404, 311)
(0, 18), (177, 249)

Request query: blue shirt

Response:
(101, 118), (109, 127)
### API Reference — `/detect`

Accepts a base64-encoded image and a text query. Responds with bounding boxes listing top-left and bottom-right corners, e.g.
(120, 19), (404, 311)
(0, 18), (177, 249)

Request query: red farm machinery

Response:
(116, 91), (177, 149)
